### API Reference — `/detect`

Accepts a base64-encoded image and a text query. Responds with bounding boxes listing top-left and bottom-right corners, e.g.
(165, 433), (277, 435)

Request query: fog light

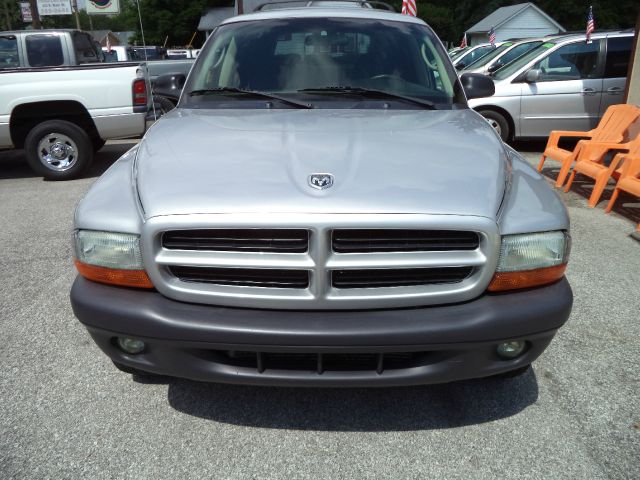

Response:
(496, 340), (526, 359)
(117, 337), (145, 354)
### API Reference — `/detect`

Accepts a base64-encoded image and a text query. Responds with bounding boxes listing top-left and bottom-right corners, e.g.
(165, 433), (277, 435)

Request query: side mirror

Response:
(152, 73), (187, 101)
(524, 69), (541, 83)
(487, 61), (502, 73)
(455, 62), (466, 71)
(459, 72), (495, 100)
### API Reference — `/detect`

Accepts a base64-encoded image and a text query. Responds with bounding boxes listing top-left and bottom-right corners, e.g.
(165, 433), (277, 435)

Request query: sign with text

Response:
(86, 0), (120, 15)
(19, 2), (33, 22)
(36, 0), (72, 15)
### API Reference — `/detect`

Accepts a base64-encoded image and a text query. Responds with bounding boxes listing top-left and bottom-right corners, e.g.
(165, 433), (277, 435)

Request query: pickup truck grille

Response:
(143, 215), (498, 310)
(332, 229), (479, 253)
(332, 267), (474, 289)
(163, 229), (308, 253)
(169, 266), (309, 289)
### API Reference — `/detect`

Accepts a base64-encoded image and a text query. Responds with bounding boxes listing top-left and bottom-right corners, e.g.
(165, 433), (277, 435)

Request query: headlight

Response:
(73, 230), (153, 288)
(488, 231), (570, 292)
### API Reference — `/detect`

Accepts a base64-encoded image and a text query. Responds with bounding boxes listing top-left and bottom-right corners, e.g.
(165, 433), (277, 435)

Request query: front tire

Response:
(478, 110), (510, 142)
(24, 120), (93, 180)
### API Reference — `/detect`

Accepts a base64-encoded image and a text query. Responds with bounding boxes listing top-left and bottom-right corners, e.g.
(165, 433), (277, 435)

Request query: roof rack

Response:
(253, 1), (395, 13)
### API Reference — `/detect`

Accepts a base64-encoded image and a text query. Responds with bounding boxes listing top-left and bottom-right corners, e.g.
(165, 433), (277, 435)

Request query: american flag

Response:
(488, 27), (496, 47)
(460, 33), (467, 49)
(402, 0), (417, 17)
(586, 6), (595, 44)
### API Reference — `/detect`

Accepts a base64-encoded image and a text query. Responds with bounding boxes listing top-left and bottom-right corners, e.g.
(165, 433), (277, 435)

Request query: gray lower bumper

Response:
(71, 276), (572, 386)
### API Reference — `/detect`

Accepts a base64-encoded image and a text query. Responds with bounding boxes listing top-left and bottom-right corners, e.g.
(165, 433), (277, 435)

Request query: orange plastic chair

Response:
(604, 155), (640, 233)
(537, 104), (640, 187)
(562, 134), (640, 207)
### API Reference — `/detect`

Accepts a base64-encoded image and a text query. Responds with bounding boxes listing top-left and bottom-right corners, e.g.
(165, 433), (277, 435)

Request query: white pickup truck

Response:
(0, 30), (150, 180)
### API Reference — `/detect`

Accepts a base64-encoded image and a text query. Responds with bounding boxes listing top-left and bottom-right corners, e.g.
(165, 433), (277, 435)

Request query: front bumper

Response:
(71, 276), (572, 387)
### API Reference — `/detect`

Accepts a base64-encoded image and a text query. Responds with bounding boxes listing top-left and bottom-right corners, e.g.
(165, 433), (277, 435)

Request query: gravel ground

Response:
(0, 142), (638, 479)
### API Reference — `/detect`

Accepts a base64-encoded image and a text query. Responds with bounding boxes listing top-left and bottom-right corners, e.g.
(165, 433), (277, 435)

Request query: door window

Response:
(26, 34), (64, 67)
(604, 36), (632, 78)
(0, 35), (19, 68)
(533, 40), (601, 81)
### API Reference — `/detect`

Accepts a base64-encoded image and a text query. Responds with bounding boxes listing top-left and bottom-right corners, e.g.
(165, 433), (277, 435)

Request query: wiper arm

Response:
(298, 86), (436, 109)
(189, 87), (313, 109)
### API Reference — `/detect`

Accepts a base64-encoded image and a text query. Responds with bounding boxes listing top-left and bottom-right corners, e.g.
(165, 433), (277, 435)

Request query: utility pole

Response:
(71, 0), (81, 30)
(29, 0), (41, 29)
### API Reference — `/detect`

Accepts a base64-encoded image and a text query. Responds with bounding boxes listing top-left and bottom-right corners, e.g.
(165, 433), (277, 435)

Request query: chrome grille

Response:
(142, 214), (499, 310)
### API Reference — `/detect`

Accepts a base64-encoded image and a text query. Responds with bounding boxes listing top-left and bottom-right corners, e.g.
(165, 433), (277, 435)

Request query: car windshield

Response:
(183, 17), (462, 109)
(492, 41), (556, 80)
(463, 42), (512, 70)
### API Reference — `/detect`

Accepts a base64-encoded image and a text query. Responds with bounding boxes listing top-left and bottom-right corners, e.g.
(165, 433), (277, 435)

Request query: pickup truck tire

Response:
(25, 120), (93, 180)
(478, 110), (510, 142)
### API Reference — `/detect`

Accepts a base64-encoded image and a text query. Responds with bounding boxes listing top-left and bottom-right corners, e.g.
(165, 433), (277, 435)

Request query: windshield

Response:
(454, 45), (494, 66)
(492, 41), (556, 80)
(463, 43), (512, 70)
(183, 17), (462, 109)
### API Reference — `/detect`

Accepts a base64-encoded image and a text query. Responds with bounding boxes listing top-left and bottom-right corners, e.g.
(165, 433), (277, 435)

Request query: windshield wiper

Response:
(189, 87), (313, 109)
(298, 86), (436, 109)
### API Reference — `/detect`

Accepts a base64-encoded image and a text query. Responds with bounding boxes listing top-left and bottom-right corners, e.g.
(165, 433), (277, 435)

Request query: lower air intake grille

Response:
(332, 267), (473, 288)
(220, 351), (428, 373)
(332, 229), (479, 252)
(162, 229), (309, 253)
(169, 266), (309, 289)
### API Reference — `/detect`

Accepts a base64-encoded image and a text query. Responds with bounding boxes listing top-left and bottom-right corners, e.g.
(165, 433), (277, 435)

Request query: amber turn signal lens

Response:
(74, 259), (154, 289)
(487, 264), (566, 292)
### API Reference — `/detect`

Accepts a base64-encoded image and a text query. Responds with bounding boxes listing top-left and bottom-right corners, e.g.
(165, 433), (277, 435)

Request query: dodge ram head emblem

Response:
(308, 173), (334, 190)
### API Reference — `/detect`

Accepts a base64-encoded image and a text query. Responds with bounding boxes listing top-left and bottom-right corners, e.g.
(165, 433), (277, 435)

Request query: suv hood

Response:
(136, 108), (508, 219)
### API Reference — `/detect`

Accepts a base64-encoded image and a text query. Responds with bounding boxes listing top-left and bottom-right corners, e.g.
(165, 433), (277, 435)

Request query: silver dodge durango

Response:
(70, 3), (572, 387)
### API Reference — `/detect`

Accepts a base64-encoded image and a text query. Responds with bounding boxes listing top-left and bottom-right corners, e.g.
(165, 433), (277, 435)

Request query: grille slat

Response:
(332, 267), (473, 289)
(169, 266), (309, 289)
(220, 351), (425, 373)
(163, 229), (308, 253)
(332, 229), (479, 253)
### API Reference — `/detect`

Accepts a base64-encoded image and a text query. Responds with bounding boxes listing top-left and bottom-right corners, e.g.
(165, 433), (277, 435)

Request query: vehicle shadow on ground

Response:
(151, 371), (539, 431)
(0, 142), (136, 181)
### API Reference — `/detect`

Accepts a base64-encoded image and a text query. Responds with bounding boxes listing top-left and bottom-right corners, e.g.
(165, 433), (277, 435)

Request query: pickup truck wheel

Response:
(25, 120), (93, 180)
(478, 110), (510, 142)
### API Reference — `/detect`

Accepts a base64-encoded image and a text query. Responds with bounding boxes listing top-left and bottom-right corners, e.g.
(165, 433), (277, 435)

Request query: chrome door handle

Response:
(607, 87), (623, 95)
(581, 88), (597, 95)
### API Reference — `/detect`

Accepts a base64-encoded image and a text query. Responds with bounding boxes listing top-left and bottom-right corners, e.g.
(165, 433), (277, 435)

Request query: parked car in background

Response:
(102, 45), (143, 62)
(70, 4), (573, 387)
(0, 44), (150, 179)
(462, 38), (544, 75)
(452, 43), (498, 70)
(0, 29), (103, 68)
(166, 48), (199, 59)
(469, 31), (634, 141)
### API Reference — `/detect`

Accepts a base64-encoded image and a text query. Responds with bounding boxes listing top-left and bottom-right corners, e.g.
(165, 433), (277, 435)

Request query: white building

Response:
(466, 2), (565, 46)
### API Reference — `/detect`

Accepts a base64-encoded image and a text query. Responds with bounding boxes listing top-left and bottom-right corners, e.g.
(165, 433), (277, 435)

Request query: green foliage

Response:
(4, 0), (638, 47)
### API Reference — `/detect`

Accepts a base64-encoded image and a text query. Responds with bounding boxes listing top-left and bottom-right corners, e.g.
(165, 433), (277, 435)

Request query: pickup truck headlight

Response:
(73, 230), (153, 288)
(488, 231), (570, 292)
